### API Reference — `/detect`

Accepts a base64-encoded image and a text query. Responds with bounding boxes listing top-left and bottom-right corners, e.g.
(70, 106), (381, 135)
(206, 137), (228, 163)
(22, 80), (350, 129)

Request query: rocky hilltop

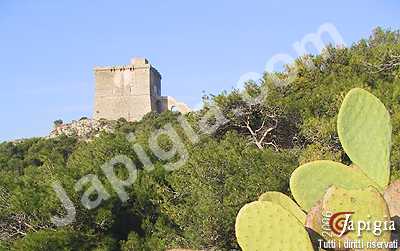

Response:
(48, 118), (115, 140)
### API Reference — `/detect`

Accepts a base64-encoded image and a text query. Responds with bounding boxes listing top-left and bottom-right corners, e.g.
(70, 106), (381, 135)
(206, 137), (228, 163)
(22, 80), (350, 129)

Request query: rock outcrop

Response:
(48, 118), (115, 140)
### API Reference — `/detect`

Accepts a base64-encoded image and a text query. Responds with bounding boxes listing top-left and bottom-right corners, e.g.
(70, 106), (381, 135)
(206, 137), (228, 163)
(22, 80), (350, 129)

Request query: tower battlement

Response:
(93, 57), (189, 121)
(94, 57), (161, 77)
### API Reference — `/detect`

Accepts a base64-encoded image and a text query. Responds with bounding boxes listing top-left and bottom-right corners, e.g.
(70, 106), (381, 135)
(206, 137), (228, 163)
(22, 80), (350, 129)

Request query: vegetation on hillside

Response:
(0, 27), (400, 250)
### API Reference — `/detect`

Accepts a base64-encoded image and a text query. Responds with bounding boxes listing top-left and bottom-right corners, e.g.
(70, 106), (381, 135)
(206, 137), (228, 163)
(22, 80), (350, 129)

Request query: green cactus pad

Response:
(259, 191), (306, 224)
(235, 201), (314, 251)
(383, 180), (400, 217)
(337, 88), (391, 188)
(290, 160), (379, 211)
(322, 186), (391, 247)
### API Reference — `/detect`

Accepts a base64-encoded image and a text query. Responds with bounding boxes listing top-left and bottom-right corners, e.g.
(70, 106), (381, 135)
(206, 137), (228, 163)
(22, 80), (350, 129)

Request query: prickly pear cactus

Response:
(290, 160), (378, 211)
(235, 201), (314, 251)
(321, 186), (391, 250)
(337, 88), (391, 188)
(235, 88), (398, 251)
(259, 191), (306, 223)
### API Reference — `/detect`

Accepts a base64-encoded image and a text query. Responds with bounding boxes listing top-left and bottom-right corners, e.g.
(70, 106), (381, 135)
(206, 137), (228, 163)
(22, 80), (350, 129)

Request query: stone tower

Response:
(94, 58), (190, 121)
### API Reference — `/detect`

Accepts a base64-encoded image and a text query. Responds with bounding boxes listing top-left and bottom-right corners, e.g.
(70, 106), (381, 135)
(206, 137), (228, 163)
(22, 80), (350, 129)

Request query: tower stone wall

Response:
(93, 58), (190, 121)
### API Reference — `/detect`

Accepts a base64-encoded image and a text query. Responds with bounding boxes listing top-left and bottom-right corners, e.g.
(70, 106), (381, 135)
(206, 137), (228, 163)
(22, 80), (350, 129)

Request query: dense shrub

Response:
(159, 132), (297, 250)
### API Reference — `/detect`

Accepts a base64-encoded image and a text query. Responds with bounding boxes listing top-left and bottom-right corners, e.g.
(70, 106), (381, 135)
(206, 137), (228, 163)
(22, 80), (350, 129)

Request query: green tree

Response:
(159, 132), (298, 250)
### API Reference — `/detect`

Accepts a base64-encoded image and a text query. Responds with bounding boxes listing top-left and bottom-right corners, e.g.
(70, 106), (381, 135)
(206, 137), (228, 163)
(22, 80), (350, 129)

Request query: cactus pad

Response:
(290, 160), (378, 211)
(259, 191), (306, 224)
(322, 186), (391, 248)
(235, 201), (314, 251)
(337, 88), (391, 188)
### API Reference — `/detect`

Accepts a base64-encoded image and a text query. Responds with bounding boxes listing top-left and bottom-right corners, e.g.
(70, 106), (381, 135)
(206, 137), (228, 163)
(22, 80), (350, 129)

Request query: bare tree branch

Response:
(364, 53), (400, 73)
(226, 101), (279, 150)
(0, 188), (54, 242)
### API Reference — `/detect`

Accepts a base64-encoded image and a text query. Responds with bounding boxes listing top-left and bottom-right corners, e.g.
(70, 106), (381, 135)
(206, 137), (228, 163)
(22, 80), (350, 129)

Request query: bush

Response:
(54, 119), (63, 127)
(11, 230), (87, 251)
(159, 132), (298, 250)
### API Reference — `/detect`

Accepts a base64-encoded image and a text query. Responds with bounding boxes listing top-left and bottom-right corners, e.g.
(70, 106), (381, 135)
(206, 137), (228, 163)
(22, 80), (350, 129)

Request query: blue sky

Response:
(0, 0), (399, 141)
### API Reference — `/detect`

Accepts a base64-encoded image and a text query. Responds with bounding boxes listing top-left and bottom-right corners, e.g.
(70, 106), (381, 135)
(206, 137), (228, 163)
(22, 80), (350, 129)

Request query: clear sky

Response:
(0, 0), (399, 141)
